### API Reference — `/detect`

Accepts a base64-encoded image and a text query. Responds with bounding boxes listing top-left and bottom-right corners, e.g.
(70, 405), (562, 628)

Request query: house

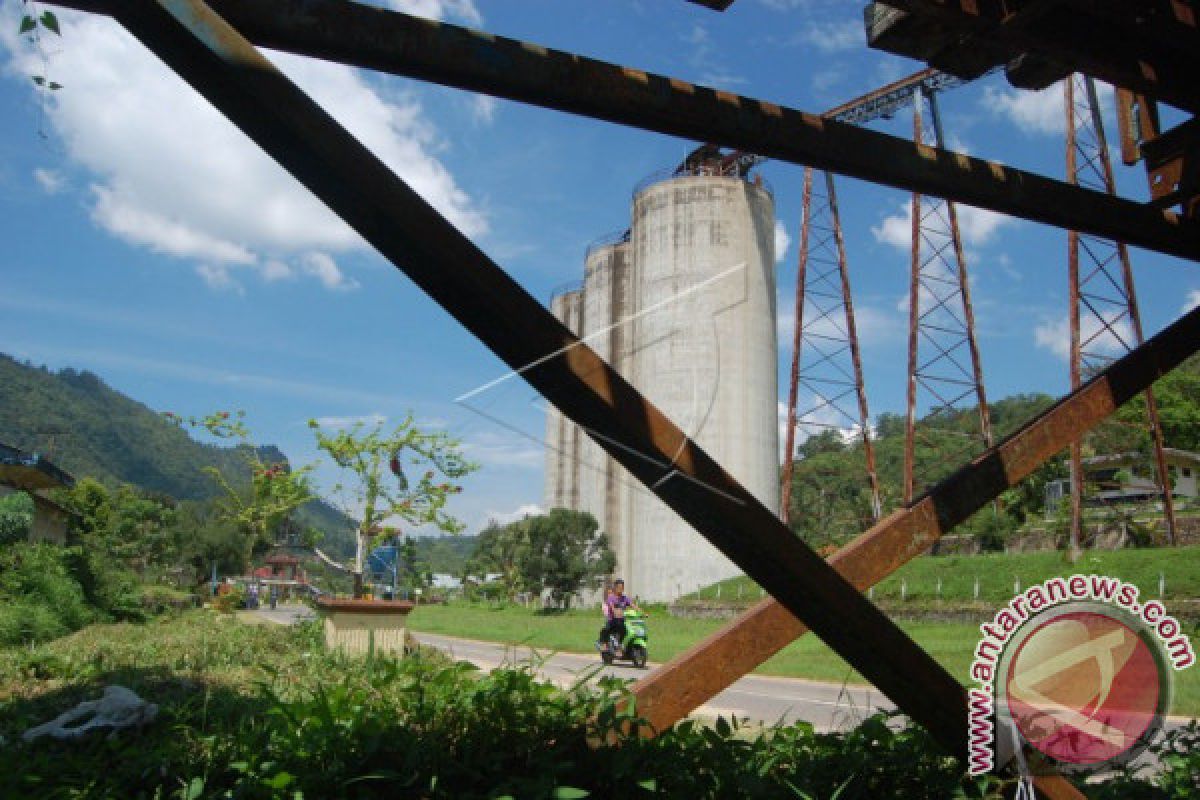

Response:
(0, 442), (76, 544)
(1045, 448), (1200, 512)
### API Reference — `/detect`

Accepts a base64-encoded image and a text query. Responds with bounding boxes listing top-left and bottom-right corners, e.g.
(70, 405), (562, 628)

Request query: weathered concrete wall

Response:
(320, 607), (411, 655)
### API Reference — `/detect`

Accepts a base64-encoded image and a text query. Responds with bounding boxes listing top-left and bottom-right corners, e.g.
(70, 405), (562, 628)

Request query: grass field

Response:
(683, 545), (1200, 607)
(406, 601), (1200, 717)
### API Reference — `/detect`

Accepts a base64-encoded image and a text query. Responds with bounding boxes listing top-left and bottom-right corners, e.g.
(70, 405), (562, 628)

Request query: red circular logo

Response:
(1004, 610), (1162, 766)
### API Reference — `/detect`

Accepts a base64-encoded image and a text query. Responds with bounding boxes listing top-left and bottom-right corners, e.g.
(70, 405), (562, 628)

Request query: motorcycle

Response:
(596, 608), (649, 668)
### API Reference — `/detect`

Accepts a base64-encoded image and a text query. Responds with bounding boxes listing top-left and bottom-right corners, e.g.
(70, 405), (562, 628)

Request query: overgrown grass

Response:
(2, 611), (1195, 798)
(0, 611), (1004, 799)
(683, 546), (1200, 608)
(406, 602), (1200, 717)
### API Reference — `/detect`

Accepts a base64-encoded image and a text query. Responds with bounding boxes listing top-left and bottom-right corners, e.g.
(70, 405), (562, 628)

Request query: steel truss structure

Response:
(1064, 74), (1179, 549)
(904, 87), (993, 503)
(47, 2), (1200, 797)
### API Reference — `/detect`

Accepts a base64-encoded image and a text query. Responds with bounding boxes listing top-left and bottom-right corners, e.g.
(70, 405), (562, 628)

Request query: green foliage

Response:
(173, 411), (316, 567)
(0, 543), (92, 644)
(0, 355), (357, 556)
(309, 414), (477, 595)
(522, 509), (615, 609)
(467, 509), (616, 608)
(0, 490), (34, 545)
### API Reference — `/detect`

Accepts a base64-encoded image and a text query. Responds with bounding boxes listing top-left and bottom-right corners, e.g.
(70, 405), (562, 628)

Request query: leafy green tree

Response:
(0, 491), (34, 545)
(309, 414), (477, 597)
(171, 411), (315, 569)
(465, 519), (530, 601)
(519, 509), (614, 610)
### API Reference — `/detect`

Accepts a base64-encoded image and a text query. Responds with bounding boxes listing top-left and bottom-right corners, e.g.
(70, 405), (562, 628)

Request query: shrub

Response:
(0, 543), (92, 633)
(0, 599), (69, 646)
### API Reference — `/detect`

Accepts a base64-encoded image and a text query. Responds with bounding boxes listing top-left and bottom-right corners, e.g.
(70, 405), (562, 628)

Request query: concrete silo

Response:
(624, 173), (779, 602)
(542, 288), (584, 511)
(577, 235), (635, 570)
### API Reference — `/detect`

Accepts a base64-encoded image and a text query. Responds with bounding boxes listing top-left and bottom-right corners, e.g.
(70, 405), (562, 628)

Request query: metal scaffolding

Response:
(1065, 73), (1179, 550)
(782, 167), (881, 525)
(904, 87), (994, 503)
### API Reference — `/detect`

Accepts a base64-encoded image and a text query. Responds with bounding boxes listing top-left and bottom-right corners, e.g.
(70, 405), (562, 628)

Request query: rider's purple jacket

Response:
(604, 591), (633, 620)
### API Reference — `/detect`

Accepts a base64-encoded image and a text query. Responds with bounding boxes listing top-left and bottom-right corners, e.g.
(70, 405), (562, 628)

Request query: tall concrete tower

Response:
(543, 167), (778, 603)
(625, 174), (778, 601)
(542, 288), (584, 511)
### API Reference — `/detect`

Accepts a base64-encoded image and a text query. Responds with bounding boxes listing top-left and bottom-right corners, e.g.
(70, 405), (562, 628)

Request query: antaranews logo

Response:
(967, 574), (1195, 777)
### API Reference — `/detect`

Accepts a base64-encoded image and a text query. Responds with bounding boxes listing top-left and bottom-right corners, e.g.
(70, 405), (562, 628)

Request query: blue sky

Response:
(2, 0), (1198, 535)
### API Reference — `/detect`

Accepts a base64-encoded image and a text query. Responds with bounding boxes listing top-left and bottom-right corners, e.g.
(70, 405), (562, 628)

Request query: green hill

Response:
(785, 353), (1200, 549)
(0, 353), (355, 554)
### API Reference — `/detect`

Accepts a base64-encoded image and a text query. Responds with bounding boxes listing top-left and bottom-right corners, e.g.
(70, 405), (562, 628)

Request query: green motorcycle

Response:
(597, 608), (649, 668)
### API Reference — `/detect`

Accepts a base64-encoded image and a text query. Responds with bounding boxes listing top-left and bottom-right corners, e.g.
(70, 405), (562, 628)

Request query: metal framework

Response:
(782, 167), (882, 525)
(1065, 74), (1179, 549)
(904, 87), (993, 502)
(45, 2), (1200, 797)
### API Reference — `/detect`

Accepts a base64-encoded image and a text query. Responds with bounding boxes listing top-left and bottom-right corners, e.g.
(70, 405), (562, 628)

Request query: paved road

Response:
(250, 607), (891, 730)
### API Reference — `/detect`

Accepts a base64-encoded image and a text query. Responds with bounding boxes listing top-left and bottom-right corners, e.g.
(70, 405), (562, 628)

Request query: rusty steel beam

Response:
(51, 0), (1200, 263)
(632, 302), (1200, 735)
(112, 0), (980, 761)
(870, 0), (1200, 115)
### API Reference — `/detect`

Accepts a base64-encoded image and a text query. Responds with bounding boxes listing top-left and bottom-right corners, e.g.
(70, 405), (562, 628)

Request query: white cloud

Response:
(301, 252), (360, 291)
(982, 80), (1114, 137)
(195, 264), (243, 294)
(464, 430), (544, 469)
(385, 0), (482, 25)
(33, 167), (65, 194)
(777, 302), (899, 345)
(485, 502), (543, 526)
(774, 220), (791, 264)
(1033, 312), (1135, 361)
(312, 413), (388, 429)
(1183, 290), (1200, 315)
(469, 94), (498, 125)
(872, 198), (1014, 251)
(261, 259), (294, 282)
(1, 10), (486, 291)
(799, 19), (861, 53)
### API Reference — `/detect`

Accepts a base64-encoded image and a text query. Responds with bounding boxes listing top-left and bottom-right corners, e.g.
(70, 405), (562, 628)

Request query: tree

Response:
(308, 414), (477, 597)
(169, 411), (315, 569)
(465, 519), (530, 602)
(519, 509), (614, 610)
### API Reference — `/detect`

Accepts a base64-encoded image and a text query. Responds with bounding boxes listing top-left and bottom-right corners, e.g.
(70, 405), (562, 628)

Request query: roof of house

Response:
(0, 442), (76, 491)
(1083, 449), (1200, 469)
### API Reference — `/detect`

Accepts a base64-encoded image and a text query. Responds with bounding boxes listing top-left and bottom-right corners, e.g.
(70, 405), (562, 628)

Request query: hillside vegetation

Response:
(0, 354), (355, 552)
(784, 353), (1200, 550)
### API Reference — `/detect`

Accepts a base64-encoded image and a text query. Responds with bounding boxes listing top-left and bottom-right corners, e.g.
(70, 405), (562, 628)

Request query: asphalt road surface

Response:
(251, 607), (892, 731)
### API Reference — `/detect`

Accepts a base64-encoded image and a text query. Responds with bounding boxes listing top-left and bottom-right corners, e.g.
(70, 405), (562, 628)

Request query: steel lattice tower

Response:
(781, 167), (882, 524)
(902, 87), (994, 504)
(1065, 74), (1178, 550)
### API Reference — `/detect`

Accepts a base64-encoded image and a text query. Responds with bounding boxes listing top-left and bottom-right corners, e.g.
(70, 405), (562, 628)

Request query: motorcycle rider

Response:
(598, 579), (638, 654)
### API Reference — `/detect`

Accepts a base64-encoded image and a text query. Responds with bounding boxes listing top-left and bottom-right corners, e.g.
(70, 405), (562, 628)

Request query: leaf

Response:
(19, 15), (36, 34)
(40, 10), (61, 35)
(183, 777), (205, 800)
(552, 789), (590, 799)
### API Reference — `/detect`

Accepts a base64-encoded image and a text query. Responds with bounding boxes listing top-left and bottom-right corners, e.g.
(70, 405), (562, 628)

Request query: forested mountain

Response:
(0, 353), (355, 550)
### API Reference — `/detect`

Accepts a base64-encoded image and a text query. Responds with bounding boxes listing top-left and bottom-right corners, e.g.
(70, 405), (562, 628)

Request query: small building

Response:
(1046, 448), (1200, 512)
(0, 442), (76, 544)
(247, 548), (311, 600)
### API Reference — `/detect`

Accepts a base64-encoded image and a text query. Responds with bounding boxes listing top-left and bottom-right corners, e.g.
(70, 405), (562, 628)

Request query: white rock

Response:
(23, 686), (158, 742)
